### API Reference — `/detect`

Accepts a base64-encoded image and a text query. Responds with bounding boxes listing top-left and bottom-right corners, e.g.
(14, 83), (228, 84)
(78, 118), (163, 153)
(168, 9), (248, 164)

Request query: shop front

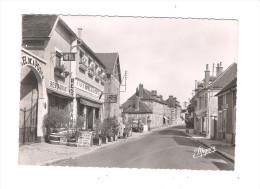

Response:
(74, 78), (104, 130)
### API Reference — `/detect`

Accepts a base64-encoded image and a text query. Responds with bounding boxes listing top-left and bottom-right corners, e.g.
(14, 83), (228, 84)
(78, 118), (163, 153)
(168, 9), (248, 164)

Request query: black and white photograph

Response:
(19, 14), (237, 170)
(0, 1), (260, 189)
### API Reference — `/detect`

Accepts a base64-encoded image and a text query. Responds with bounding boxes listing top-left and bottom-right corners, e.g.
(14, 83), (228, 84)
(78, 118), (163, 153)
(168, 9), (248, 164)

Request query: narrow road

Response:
(52, 125), (234, 170)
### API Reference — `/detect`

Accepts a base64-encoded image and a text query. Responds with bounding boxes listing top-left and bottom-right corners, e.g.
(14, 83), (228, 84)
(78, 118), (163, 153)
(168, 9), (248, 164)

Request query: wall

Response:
(104, 73), (120, 119)
(43, 22), (73, 94)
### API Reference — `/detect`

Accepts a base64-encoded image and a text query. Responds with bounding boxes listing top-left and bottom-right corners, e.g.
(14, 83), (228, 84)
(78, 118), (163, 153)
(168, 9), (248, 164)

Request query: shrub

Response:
(100, 116), (120, 138)
(43, 107), (70, 141)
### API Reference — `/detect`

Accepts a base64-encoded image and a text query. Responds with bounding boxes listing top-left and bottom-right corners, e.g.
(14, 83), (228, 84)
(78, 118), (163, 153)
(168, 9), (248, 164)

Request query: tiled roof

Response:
(123, 100), (152, 114)
(190, 63), (237, 102)
(143, 89), (167, 105)
(209, 63), (237, 89)
(215, 77), (237, 96)
(22, 15), (58, 38)
(95, 53), (118, 73)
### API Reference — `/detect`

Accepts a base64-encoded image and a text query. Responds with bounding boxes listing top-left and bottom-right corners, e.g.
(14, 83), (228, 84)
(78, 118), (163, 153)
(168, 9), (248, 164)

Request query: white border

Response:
(1, 1), (259, 189)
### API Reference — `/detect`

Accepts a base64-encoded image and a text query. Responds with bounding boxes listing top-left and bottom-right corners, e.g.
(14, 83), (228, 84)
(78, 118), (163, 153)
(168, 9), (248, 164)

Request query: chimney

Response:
(216, 63), (220, 76)
(135, 96), (140, 111)
(136, 87), (139, 97)
(168, 95), (174, 107)
(139, 84), (144, 98)
(151, 90), (157, 96)
(77, 28), (82, 39)
(173, 97), (177, 107)
(212, 63), (215, 77)
(204, 64), (210, 87)
(218, 62), (223, 75)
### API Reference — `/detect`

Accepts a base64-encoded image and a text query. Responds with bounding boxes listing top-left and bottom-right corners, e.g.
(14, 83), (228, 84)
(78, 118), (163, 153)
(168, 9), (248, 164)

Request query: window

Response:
(223, 94), (226, 104)
(55, 51), (62, 67)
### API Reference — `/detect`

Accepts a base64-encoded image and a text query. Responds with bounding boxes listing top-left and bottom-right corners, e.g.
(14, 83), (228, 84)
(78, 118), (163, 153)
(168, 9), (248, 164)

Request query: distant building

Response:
(165, 96), (182, 125)
(215, 77), (237, 144)
(122, 84), (171, 128)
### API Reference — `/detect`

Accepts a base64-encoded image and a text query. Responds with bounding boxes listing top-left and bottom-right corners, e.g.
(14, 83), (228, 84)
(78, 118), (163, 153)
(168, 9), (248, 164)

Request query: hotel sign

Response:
(49, 80), (69, 94)
(63, 53), (75, 61)
(75, 79), (102, 98)
(21, 54), (44, 81)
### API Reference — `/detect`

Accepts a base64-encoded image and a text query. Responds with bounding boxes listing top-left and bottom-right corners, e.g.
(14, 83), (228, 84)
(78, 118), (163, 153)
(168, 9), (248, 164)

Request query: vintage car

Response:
(131, 119), (144, 132)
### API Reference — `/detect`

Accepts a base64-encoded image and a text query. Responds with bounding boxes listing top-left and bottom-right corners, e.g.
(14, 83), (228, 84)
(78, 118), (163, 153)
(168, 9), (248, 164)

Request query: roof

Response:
(95, 53), (122, 83)
(215, 77), (237, 96)
(78, 40), (106, 69)
(143, 89), (167, 105)
(22, 15), (58, 38)
(22, 14), (77, 38)
(123, 100), (152, 114)
(95, 53), (118, 73)
(209, 63), (237, 89)
(190, 63), (237, 102)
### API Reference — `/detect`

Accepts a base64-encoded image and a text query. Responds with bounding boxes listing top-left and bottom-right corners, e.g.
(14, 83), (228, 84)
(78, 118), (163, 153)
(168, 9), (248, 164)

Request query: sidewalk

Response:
(187, 132), (235, 162)
(19, 125), (172, 166)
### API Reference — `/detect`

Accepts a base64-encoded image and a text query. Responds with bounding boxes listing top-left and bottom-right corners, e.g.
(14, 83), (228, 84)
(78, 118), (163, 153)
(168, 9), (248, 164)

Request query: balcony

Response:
(79, 62), (88, 71)
(88, 69), (94, 77)
(95, 75), (101, 82)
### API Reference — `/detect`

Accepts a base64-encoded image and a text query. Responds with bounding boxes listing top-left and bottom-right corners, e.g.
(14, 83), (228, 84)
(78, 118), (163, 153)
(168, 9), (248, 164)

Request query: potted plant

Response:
(107, 129), (114, 142)
(64, 71), (70, 77)
(92, 119), (102, 146)
(54, 64), (65, 73)
(43, 108), (70, 143)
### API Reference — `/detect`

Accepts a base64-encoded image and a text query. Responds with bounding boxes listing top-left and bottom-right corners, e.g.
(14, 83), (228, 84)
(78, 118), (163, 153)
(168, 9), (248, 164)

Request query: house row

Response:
(121, 83), (182, 128)
(189, 62), (237, 144)
(20, 15), (122, 145)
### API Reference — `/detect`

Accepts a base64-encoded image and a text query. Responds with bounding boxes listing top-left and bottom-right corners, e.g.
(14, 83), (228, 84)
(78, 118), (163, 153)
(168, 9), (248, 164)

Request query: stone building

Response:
(20, 15), (122, 145)
(165, 96), (182, 125)
(21, 15), (78, 143)
(73, 34), (107, 130)
(215, 77), (237, 144)
(190, 62), (237, 139)
(95, 53), (122, 120)
(122, 84), (171, 128)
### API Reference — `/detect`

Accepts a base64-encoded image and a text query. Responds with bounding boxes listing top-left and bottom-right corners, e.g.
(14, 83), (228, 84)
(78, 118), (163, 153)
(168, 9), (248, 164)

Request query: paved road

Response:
(52, 125), (234, 170)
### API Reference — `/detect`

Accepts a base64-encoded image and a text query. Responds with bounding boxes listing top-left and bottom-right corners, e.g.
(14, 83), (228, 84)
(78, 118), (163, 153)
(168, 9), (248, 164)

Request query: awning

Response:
(76, 94), (102, 108)
(46, 88), (73, 99)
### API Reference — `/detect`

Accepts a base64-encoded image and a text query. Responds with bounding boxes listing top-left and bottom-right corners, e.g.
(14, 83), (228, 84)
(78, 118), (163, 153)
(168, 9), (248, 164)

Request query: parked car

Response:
(131, 119), (143, 132)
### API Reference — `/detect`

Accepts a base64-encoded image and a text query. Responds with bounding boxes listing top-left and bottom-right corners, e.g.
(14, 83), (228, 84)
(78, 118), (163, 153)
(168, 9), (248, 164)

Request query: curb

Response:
(187, 133), (234, 163)
(42, 125), (173, 166)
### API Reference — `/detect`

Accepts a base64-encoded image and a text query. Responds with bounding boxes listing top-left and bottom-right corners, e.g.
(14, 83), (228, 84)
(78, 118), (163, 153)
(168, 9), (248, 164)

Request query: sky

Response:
(62, 16), (238, 107)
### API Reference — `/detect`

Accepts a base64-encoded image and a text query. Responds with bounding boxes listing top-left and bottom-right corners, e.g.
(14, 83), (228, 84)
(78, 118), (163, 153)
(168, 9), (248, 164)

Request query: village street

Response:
(52, 125), (234, 170)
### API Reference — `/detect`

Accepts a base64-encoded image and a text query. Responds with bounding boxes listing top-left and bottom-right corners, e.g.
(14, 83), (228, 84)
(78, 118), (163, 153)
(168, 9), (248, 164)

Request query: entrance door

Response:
(87, 107), (94, 130)
(19, 70), (39, 145)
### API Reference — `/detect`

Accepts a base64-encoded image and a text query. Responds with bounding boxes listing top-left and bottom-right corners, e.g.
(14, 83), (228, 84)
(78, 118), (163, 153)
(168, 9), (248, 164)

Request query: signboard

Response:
(75, 79), (102, 98)
(63, 53), (76, 61)
(21, 54), (44, 81)
(70, 78), (75, 96)
(77, 131), (93, 147)
(105, 94), (117, 103)
(49, 80), (70, 94)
